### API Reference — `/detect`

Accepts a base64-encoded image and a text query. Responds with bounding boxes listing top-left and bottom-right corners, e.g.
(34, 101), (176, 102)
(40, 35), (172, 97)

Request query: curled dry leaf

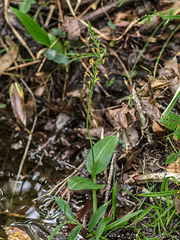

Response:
(6, 226), (31, 240)
(109, 103), (137, 129)
(0, 43), (19, 75)
(151, 119), (166, 135)
(9, 82), (26, 127)
(166, 158), (180, 173)
(142, 100), (162, 121)
(159, 56), (180, 96)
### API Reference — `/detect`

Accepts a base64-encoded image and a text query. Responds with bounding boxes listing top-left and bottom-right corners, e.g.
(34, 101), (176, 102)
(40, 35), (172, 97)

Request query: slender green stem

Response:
(167, 136), (178, 153)
(153, 24), (180, 79)
(86, 83), (97, 213)
(131, 20), (164, 75)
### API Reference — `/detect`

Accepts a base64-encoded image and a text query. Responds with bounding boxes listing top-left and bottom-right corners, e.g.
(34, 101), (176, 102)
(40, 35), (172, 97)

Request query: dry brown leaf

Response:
(166, 158), (180, 173)
(142, 100), (162, 121)
(109, 104), (137, 129)
(6, 227), (31, 240)
(64, 16), (81, 41)
(0, 43), (19, 74)
(151, 119), (166, 135)
(159, 56), (180, 96)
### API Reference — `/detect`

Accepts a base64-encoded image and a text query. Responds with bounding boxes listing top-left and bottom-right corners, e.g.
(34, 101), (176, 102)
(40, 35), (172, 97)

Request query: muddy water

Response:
(0, 114), (138, 239)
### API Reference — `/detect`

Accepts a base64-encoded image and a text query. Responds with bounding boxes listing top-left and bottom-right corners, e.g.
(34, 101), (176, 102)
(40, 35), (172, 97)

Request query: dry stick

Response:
(79, 18), (111, 41)
(137, 172), (180, 184)
(65, 0), (76, 16)
(4, 0), (35, 60)
(44, 4), (56, 27)
(104, 131), (120, 207)
(33, 161), (86, 201)
(7, 60), (40, 71)
(62, 65), (69, 100)
(11, 79), (37, 202)
(78, 0), (100, 19)
(57, 0), (64, 24)
(80, 0), (134, 23)
(132, 86), (152, 143)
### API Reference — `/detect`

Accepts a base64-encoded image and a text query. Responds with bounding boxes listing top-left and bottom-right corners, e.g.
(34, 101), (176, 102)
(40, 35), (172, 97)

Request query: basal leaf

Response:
(52, 53), (69, 65)
(48, 33), (64, 53)
(68, 176), (105, 190)
(88, 200), (111, 231)
(10, 7), (51, 46)
(55, 197), (75, 221)
(174, 125), (180, 140)
(44, 49), (68, 65)
(86, 135), (117, 176)
(68, 225), (81, 240)
(43, 49), (56, 60)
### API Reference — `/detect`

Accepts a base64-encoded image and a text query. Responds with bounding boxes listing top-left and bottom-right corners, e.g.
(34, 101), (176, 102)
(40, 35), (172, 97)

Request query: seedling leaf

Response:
(55, 197), (75, 221)
(88, 201), (111, 230)
(112, 182), (117, 220)
(48, 222), (67, 240)
(68, 176), (105, 190)
(68, 225), (82, 240)
(96, 217), (111, 240)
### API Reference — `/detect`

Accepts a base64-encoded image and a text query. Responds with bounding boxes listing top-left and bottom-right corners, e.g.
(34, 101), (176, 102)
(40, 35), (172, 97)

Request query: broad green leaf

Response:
(86, 135), (117, 176)
(55, 197), (75, 221)
(19, 0), (36, 13)
(10, 7), (50, 46)
(160, 113), (180, 130)
(174, 125), (180, 139)
(51, 28), (66, 38)
(52, 53), (69, 65)
(96, 217), (111, 240)
(165, 153), (179, 164)
(48, 33), (64, 53)
(68, 225), (82, 240)
(112, 182), (117, 220)
(88, 200), (111, 230)
(9, 82), (26, 127)
(105, 210), (143, 231)
(68, 176), (105, 190)
(43, 49), (56, 60)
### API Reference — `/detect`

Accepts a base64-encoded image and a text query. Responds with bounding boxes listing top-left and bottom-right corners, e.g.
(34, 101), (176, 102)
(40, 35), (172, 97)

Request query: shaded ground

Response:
(0, 0), (180, 239)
